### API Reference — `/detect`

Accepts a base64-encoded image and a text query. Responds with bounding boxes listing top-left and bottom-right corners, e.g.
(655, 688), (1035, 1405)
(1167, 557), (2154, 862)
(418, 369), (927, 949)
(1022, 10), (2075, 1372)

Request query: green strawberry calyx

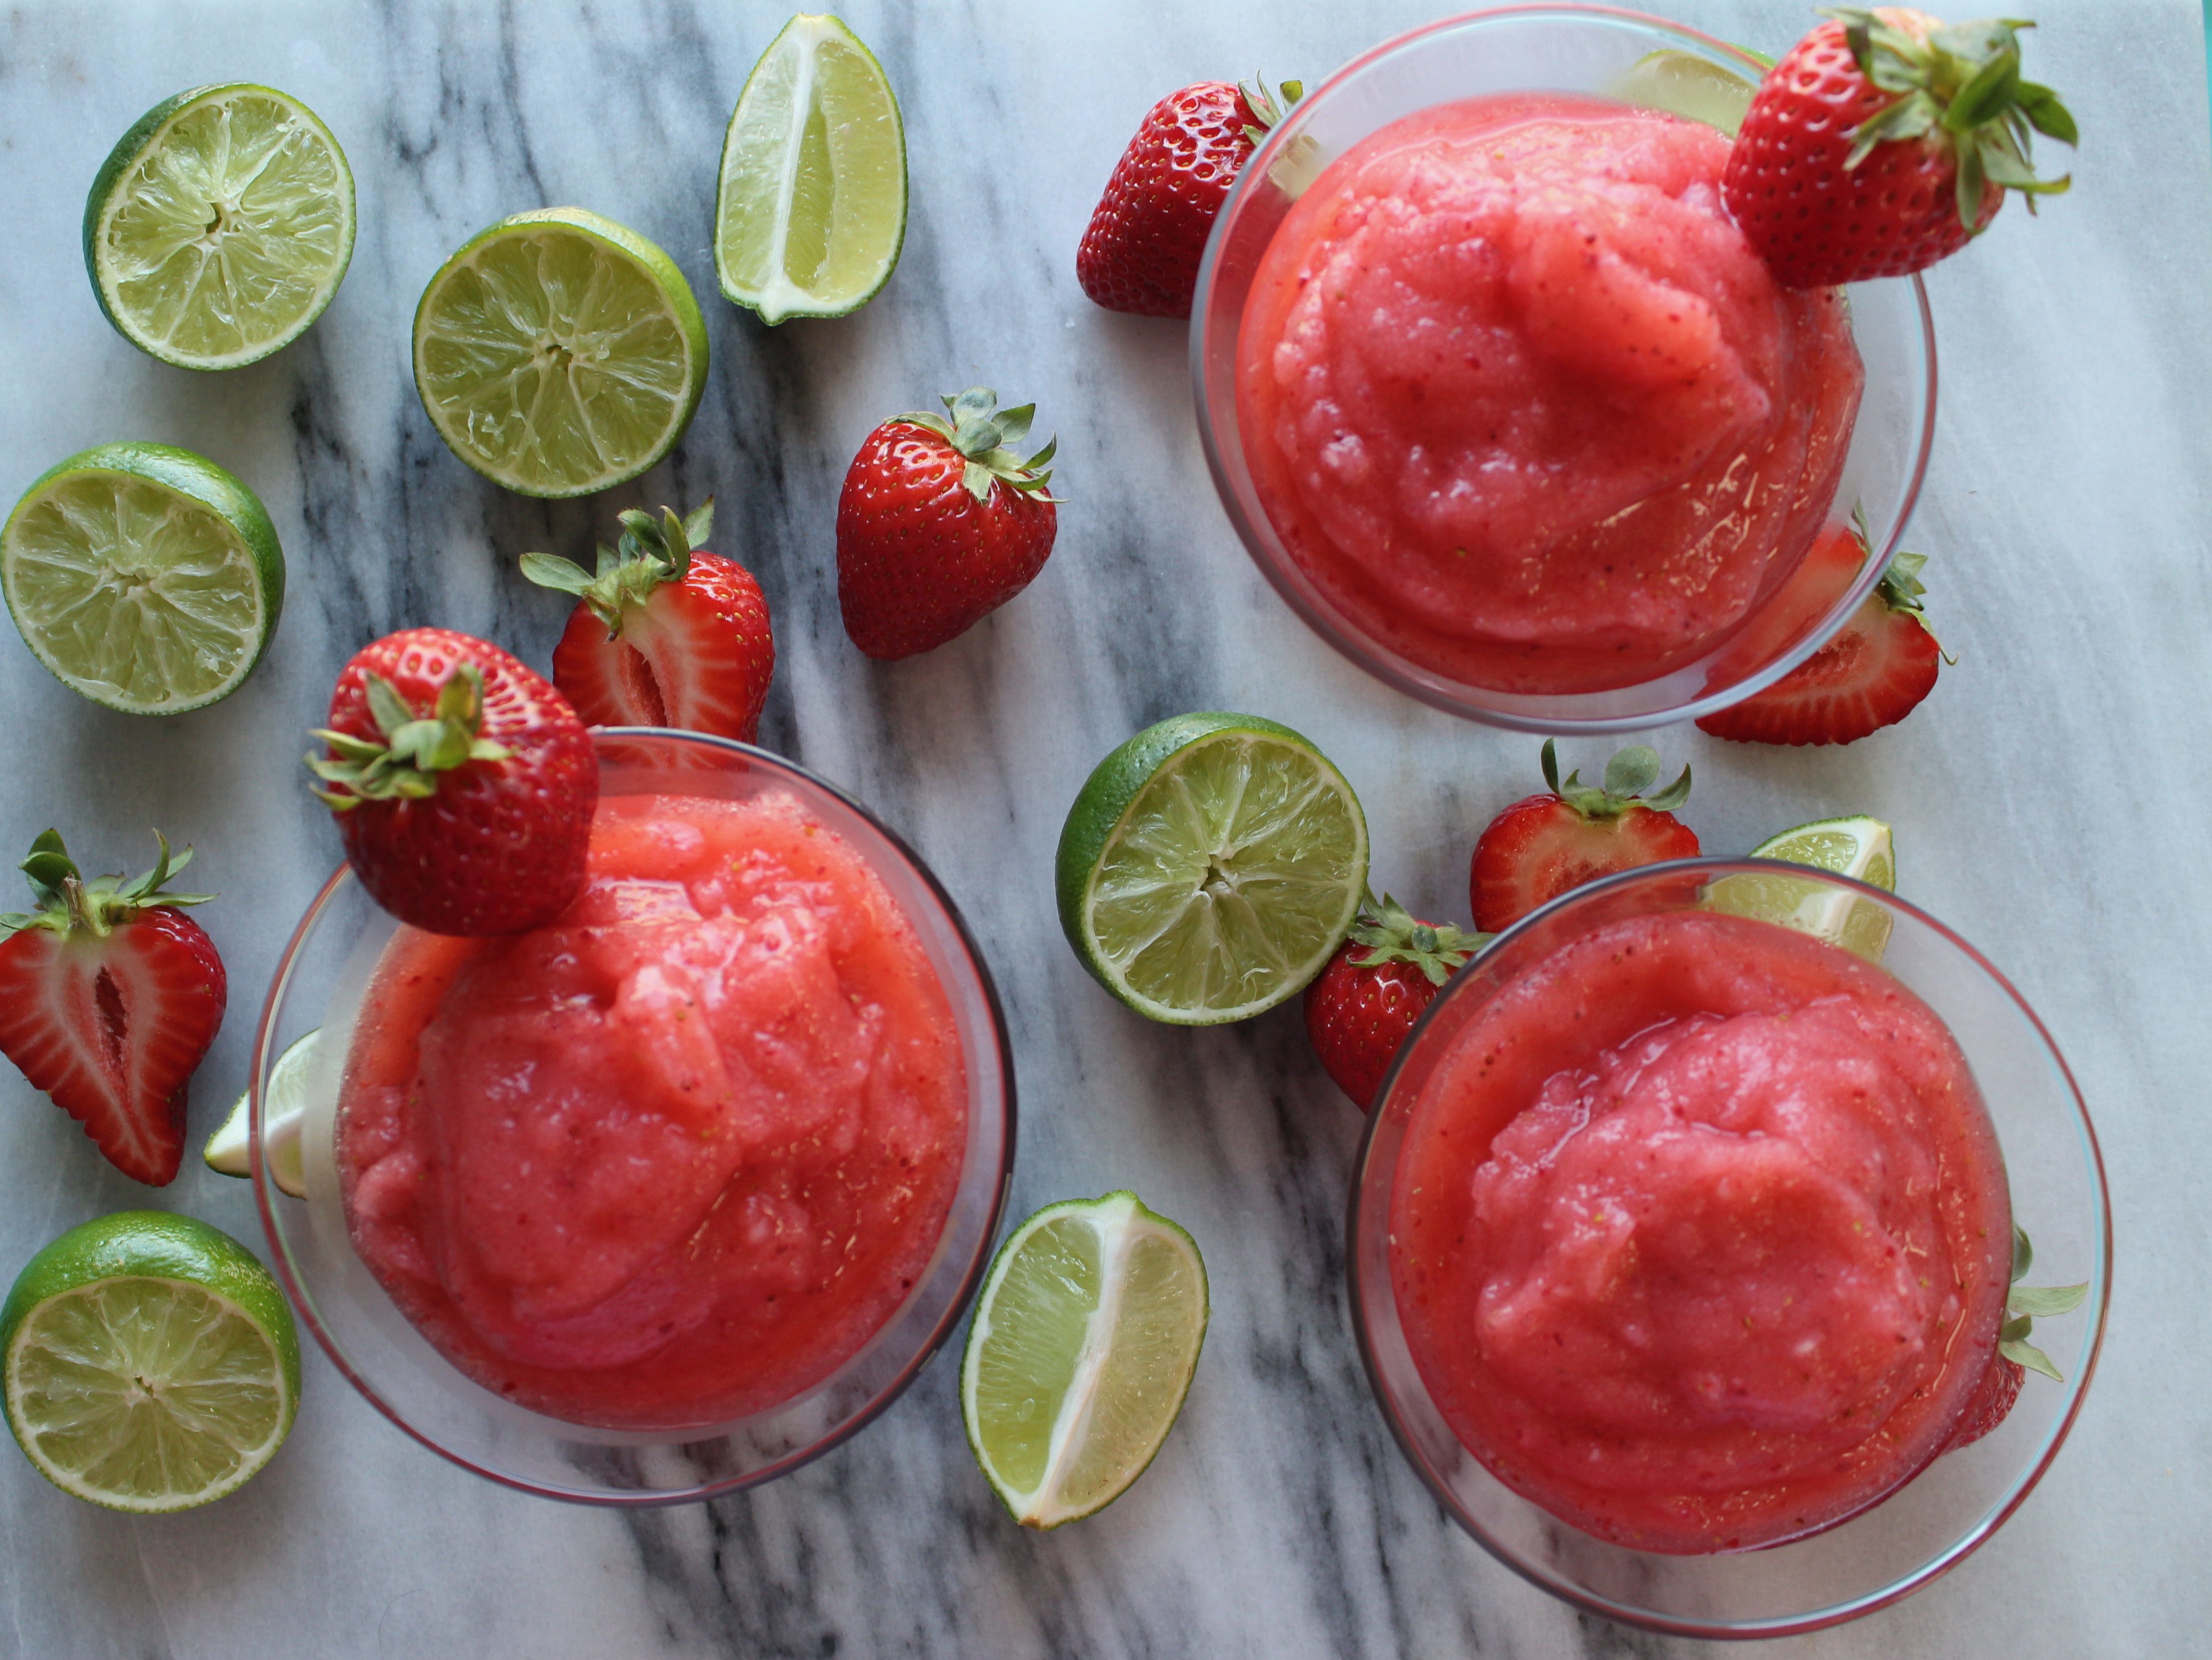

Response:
(520, 500), (715, 637)
(2001, 1224), (2089, 1382)
(1238, 78), (1304, 146)
(1824, 7), (2077, 227)
(307, 666), (512, 811)
(0, 829), (214, 940)
(1849, 505), (1955, 663)
(1542, 739), (1692, 821)
(1346, 893), (1487, 987)
(896, 388), (1064, 506)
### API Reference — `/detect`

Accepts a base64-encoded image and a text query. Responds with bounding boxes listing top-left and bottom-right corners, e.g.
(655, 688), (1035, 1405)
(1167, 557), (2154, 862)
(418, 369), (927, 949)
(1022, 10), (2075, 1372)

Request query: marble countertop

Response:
(1, 1), (2205, 1655)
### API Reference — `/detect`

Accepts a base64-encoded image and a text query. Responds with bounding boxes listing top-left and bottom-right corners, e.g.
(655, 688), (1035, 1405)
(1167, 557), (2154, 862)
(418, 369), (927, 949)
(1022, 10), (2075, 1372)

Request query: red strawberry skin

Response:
(1303, 938), (1452, 1111)
(551, 550), (774, 742)
(836, 423), (1057, 660)
(1471, 800), (1701, 933)
(0, 908), (224, 1185)
(1078, 81), (1258, 318)
(325, 628), (596, 936)
(1696, 591), (1939, 746)
(1723, 11), (1999, 289)
(1943, 1351), (2024, 1451)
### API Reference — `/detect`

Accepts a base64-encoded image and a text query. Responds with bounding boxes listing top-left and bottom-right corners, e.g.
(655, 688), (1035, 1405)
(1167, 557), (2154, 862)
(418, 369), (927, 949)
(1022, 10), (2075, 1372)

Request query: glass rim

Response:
(1190, 3), (1940, 734)
(251, 726), (1020, 1507)
(1343, 856), (2112, 1637)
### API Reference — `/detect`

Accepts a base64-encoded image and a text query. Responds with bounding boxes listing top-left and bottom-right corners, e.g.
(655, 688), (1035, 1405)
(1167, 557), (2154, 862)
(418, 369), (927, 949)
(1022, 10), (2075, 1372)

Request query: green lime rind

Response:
(412, 207), (710, 499)
(2, 1211), (301, 1514)
(84, 83), (355, 371)
(960, 1191), (1209, 1530)
(715, 13), (908, 324)
(1, 441), (285, 714)
(1056, 712), (1368, 1025)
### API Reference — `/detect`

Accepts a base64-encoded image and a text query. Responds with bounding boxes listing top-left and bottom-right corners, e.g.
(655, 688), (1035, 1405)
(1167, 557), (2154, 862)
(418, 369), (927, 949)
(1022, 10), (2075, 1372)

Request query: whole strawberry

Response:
(0, 830), (224, 1185)
(837, 388), (1061, 660)
(1723, 9), (2075, 289)
(1699, 548), (1943, 746)
(522, 499), (774, 743)
(1470, 742), (1699, 933)
(1304, 895), (1483, 1111)
(1078, 78), (1300, 318)
(308, 627), (597, 936)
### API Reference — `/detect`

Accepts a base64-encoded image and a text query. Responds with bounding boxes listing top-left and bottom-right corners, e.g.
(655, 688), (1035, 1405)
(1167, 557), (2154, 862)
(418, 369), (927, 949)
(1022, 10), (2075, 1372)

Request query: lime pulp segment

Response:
(1708, 815), (1896, 961)
(87, 84), (354, 369)
(716, 13), (907, 323)
(205, 1029), (318, 1196)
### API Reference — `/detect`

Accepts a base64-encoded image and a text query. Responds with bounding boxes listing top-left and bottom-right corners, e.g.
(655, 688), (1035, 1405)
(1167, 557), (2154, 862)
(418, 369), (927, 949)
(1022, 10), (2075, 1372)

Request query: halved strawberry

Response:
(522, 500), (774, 743)
(1470, 742), (1699, 933)
(1947, 1224), (2089, 1451)
(1303, 895), (1485, 1111)
(0, 830), (225, 1185)
(1697, 550), (1943, 746)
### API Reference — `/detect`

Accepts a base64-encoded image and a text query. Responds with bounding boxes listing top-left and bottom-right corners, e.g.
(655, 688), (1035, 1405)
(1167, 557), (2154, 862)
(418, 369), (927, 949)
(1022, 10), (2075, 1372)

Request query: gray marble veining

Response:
(0, 1), (2206, 1655)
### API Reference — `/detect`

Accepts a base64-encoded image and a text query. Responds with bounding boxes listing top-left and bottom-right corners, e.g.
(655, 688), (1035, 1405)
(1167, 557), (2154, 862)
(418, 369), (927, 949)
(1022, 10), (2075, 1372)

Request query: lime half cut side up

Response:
(1, 442), (285, 714)
(1056, 713), (1368, 1025)
(962, 1192), (1208, 1529)
(715, 13), (908, 323)
(205, 1029), (318, 1197)
(1707, 815), (1896, 961)
(413, 207), (709, 498)
(85, 83), (354, 370)
(2, 1211), (301, 1513)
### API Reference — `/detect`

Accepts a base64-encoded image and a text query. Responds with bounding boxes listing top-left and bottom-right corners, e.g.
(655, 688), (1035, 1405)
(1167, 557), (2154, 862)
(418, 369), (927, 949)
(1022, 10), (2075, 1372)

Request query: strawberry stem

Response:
(0, 829), (215, 939)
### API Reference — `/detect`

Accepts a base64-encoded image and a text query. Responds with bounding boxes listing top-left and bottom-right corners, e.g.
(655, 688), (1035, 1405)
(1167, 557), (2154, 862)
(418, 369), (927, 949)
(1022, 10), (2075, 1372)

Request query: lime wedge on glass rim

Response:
(1, 441), (284, 714)
(1607, 47), (1768, 137)
(715, 13), (907, 323)
(1707, 815), (1896, 961)
(204, 1030), (318, 1198)
(2, 1211), (300, 1513)
(412, 207), (709, 498)
(1056, 713), (1368, 1025)
(84, 83), (354, 370)
(962, 1192), (1208, 1529)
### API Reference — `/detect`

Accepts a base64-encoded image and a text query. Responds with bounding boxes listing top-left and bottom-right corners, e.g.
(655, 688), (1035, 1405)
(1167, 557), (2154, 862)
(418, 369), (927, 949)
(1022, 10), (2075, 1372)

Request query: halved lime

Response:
(204, 1030), (317, 1198)
(1707, 815), (1896, 961)
(962, 1192), (1207, 1529)
(715, 14), (907, 324)
(84, 84), (354, 370)
(1607, 48), (1766, 137)
(413, 207), (709, 498)
(1, 442), (285, 713)
(2, 1211), (301, 1513)
(1056, 713), (1368, 1024)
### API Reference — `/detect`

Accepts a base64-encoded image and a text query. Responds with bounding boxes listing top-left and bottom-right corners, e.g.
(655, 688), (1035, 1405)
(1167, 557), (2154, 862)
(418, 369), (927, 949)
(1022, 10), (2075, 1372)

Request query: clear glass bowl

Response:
(1349, 860), (2109, 1637)
(1192, 5), (1938, 732)
(249, 729), (1016, 1505)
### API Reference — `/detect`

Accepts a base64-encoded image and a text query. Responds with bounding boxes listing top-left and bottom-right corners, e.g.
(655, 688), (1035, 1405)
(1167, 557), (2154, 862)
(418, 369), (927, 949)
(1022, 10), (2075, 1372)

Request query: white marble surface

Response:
(0, 1), (2205, 1654)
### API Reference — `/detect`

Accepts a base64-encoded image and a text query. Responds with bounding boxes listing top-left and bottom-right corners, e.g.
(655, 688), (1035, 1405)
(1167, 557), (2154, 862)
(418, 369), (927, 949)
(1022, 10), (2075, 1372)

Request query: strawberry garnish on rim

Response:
(0, 829), (225, 1185)
(1945, 1225), (2089, 1450)
(1304, 893), (1487, 1111)
(1469, 742), (1699, 933)
(522, 500), (776, 743)
(1723, 8), (2077, 288)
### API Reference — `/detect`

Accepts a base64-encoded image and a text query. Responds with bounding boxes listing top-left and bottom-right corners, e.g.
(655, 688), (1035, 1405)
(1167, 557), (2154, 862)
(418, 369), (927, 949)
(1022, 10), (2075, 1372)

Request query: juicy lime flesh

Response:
(98, 90), (349, 365)
(972, 1213), (1101, 1496)
(9, 1277), (290, 1510)
(1087, 734), (1364, 1018)
(417, 227), (695, 495)
(1608, 50), (1759, 136)
(1054, 1229), (1206, 1516)
(1710, 819), (1896, 961)
(5, 470), (266, 711)
(207, 1030), (316, 1193)
(718, 17), (904, 320)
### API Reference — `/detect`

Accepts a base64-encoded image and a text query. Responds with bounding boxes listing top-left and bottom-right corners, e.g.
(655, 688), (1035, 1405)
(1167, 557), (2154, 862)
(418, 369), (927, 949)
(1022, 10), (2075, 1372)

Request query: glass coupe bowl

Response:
(250, 729), (1017, 1505)
(1349, 860), (2109, 1637)
(1192, 5), (1937, 732)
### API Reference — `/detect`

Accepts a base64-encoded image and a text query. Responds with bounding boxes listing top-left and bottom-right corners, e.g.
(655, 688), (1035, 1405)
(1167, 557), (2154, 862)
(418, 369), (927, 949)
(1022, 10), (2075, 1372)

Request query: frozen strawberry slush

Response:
(337, 791), (967, 1430)
(1238, 95), (1865, 695)
(1391, 911), (2010, 1553)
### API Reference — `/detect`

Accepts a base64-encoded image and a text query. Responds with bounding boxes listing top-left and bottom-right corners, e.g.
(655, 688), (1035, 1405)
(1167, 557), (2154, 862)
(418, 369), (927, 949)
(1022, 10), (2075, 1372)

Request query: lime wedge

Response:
(412, 207), (709, 498)
(84, 84), (354, 370)
(1607, 48), (1765, 137)
(204, 1030), (317, 1197)
(715, 13), (907, 324)
(1707, 815), (1896, 961)
(962, 1192), (1208, 1529)
(2, 1212), (301, 1513)
(1056, 713), (1368, 1024)
(2, 442), (285, 714)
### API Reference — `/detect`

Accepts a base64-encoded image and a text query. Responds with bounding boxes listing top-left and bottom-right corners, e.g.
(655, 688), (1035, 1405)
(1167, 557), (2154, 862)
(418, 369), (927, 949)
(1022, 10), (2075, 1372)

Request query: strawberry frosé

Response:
(1390, 911), (2011, 1552)
(1238, 95), (1866, 695)
(336, 790), (967, 1429)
